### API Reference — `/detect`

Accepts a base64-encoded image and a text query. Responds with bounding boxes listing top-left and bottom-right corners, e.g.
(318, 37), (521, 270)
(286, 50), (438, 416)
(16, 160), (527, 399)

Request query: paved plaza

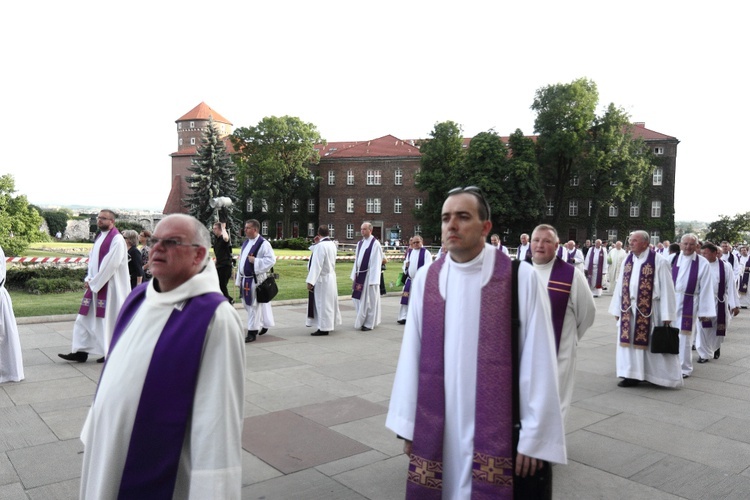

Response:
(2, 292), (750, 499)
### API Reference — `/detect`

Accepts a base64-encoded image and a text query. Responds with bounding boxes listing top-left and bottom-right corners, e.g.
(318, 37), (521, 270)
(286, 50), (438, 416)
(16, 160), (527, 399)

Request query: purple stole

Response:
(240, 237), (265, 306)
(101, 283), (225, 499)
(307, 245), (316, 319)
(407, 250), (513, 499)
(618, 250), (656, 349)
(352, 237), (376, 300)
(546, 258), (575, 353)
(79, 228), (120, 318)
(740, 258), (750, 294)
(711, 262), (728, 336)
(524, 246), (532, 262)
(557, 246), (576, 264)
(400, 248), (426, 306)
(587, 248), (604, 288)
(672, 254), (700, 334)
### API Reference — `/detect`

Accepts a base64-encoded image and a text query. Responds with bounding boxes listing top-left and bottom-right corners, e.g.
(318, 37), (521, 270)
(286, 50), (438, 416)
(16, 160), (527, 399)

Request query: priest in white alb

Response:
(0, 245), (24, 383)
(351, 222), (383, 331)
(236, 219), (276, 343)
(387, 187), (565, 499)
(583, 239), (608, 297)
(306, 225), (341, 336)
(397, 235), (432, 324)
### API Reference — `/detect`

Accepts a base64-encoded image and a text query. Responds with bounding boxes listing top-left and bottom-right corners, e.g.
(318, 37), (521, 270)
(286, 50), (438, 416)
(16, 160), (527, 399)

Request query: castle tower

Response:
(162, 102), (233, 214)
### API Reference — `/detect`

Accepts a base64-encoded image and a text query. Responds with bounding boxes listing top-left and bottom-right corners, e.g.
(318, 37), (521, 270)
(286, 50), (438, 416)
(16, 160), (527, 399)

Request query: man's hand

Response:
(403, 439), (413, 456)
(515, 452), (544, 478)
(307, 283), (314, 291)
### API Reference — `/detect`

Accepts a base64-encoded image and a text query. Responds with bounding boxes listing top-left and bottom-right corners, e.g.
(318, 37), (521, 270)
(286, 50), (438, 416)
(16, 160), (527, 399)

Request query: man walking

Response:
(351, 222), (383, 331)
(212, 221), (234, 304)
(397, 235), (432, 325)
(306, 225), (341, 336)
(59, 210), (129, 363)
(236, 219), (276, 343)
(584, 239), (608, 297)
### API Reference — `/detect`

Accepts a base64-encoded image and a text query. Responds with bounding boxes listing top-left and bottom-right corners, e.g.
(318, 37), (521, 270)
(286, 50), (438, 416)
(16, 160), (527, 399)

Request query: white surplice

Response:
(608, 247), (627, 293)
(72, 229), (130, 356)
(386, 245), (566, 499)
(609, 250), (681, 387)
(696, 259), (738, 360)
(674, 253), (716, 376)
(305, 239), (342, 331)
(584, 246), (608, 296)
(350, 236), (383, 329)
(235, 237), (276, 331)
(0, 246), (24, 383)
(80, 260), (245, 499)
(397, 247), (433, 321)
(534, 259), (595, 422)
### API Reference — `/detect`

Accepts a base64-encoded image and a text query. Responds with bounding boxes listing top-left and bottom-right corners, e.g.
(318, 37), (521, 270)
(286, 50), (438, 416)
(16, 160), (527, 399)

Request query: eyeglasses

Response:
(147, 237), (201, 250)
(447, 186), (491, 220)
(96, 216), (112, 221)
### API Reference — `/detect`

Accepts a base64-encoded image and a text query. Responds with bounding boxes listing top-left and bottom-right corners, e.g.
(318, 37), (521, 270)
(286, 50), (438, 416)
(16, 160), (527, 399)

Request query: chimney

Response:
(634, 122), (646, 128)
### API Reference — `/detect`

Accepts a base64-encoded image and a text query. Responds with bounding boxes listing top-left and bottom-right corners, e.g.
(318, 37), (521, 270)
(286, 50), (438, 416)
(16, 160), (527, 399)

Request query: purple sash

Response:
(740, 259), (750, 294)
(587, 248), (604, 288)
(618, 250), (656, 349)
(79, 228), (120, 318)
(556, 246), (575, 264)
(102, 284), (225, 499)
(240, 237), (265, 306)
(672, 254), (700, 334)
(716, 261), (728, 336)
(401, 248), (426, 306)
(407, 249), (513, 499)
(352, 238), (376, 300)
(307, 246), (315, 319)
(547, 257), (575, 353)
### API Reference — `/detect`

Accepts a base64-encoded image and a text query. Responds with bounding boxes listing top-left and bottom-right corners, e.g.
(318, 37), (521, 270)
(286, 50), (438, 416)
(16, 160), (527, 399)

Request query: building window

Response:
(292, 199), (299, 213)
(328, 224), (335, 238)
(654, 147), (664, 155)
(261, 221), (268, 236)
(546, 200), (554, 216)
(327, 198), (335, 213)
(178, 123), (182, 129)
(308, 223), (315, 237)
(653, 167), (663, 186)
(415, 198), (423, 210)
(394, 198), (402, 214)
(629, 203), (639, 217)
(346, 170), (354, 185)
(346, 223), (354, 239)
(415, 224), (422, 236)
(278, 202), (284, 213)
(395, 169), (403, 185)
(651, 200), (662, 218)
(569, 200), (579, 217)
(650, 230), (660, 246)
(328, 170), (335, 185)
(190, 121), (195, 128)
(246, 199), (253, 212)
(608, 229), (618, 242)
(190, 137), (196, 145)
(179, 138), (183, 146)
(307, 199), (315, 214)
(346, 198), (354, 213)
(366, 198), (381, 214)
(570, 175), (579, 187)
(609, 205), (618, 217)
(366, 170), (382, 185)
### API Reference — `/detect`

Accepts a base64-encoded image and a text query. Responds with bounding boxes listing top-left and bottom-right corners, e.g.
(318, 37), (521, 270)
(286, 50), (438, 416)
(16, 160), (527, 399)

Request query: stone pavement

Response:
(3, 293), (750, 499)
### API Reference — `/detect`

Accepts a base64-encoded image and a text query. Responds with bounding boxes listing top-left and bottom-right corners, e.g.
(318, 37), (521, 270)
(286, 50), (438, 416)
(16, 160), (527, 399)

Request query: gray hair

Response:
(122, 229), (139, 247)
(681, 233), (699, 244)
(630, 230), (649, 244)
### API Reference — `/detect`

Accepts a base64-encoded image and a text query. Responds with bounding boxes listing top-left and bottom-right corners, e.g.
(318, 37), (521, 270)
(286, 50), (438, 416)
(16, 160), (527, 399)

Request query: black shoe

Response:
(682, 374), (690, 379)
(397, 319), (406, 325)
(691, 345), (696, 351)
(361, 326), (372, 331)
(96, 357), (105, 363)
(617, 378), (640, 387)
(259, 328), (268, 336)
(714, 349), (720, 359)
(697, 358), (709, 364)
(245, 330), (258, 343)
(58, 352), (88, 363)
(311, 330), (329, 336)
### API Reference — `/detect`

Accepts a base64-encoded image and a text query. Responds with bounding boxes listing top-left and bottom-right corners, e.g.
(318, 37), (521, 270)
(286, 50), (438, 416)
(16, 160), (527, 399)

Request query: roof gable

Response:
(322, 135), (421, 158)
(631, 123), (677, 141)
(177, 102), (232, 125)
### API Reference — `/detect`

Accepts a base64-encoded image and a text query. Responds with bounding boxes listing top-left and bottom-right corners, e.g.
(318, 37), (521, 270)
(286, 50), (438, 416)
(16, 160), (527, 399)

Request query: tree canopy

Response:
(231, 116), (323, 238)
(185, 116), (241, 234)
(705, 213), (750, 244)
(0, 174), (47, 255)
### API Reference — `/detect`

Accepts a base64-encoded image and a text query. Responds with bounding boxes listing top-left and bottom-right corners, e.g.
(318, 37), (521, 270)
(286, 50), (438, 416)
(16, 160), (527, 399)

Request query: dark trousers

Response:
(514, 460), (552, 500)
(216, 265), (233, 303)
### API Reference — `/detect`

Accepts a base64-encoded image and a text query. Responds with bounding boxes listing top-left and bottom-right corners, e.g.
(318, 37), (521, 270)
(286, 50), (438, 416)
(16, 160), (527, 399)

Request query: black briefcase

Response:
(650, 325), (679, 354)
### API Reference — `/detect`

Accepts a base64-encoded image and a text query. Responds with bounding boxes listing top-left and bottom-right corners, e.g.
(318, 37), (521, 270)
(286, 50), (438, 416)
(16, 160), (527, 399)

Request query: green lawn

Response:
(9, 246), (407, 317)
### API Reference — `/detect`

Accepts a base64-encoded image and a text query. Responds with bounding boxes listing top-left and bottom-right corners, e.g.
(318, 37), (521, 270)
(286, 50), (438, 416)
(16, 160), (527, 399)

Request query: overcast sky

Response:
(2, 1), (746, 222)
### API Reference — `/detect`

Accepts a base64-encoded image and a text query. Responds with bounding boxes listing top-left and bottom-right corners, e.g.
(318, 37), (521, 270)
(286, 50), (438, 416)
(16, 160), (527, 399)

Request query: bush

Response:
(269, 237), (309, 250)
(5, 265), (87, 289)
(25, 278), (84, 294)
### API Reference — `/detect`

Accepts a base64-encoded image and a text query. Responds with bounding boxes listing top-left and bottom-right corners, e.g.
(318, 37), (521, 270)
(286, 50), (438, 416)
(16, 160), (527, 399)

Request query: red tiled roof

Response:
(176, 102), (232, 125)
(321, 135), (421, 158)
(631, 123), (677, 141)
(162, 175), (189, 215)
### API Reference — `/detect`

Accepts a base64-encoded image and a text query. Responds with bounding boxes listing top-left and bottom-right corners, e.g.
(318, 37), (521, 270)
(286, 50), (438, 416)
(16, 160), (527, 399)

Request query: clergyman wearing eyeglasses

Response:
(59, 209), (130, 364)
(78, 213), (245, 499)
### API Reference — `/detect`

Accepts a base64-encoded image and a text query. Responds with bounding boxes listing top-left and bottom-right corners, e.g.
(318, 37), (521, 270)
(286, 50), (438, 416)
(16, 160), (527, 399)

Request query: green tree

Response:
(231, 116), (323, 238)
(415, 121), (465, 241)
(532, 77), (598, 228)
(462, 130), (511, 232)
(43, 209), (71, 237)
(576, 104), (655, 238)
(0, 174), (47, 255)
(502, 129), (546, 237)
(185, 116), (241, 233)
(705, 212), (750, 243)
